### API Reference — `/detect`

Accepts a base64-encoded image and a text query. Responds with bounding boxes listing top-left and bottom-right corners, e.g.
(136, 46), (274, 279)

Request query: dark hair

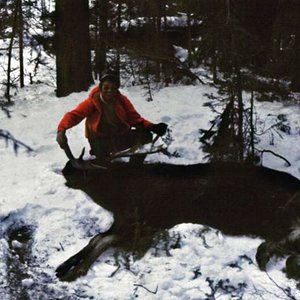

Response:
(99, 73), (120, 89)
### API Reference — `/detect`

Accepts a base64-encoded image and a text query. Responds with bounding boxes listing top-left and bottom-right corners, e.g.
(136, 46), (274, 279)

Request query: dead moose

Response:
(56, 159), (300, 282)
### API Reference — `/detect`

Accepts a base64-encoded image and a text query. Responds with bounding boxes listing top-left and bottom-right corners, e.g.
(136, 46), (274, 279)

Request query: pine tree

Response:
(55, 0), (93, 97)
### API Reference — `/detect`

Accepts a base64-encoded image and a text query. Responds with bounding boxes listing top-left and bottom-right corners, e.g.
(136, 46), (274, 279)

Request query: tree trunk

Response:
(155, 0), (162, 82)
(186, 1), (192, 68)
(55, 0), (93, 97)
(5, 3), (18, 102)
(228, 0), (244, 161)
(161, 0), (170, 86)
(250, 90), (255, 161)
(115, 0), (122, 78)
(95, 0), (108, 78)
(94, 0), (100, 79)
(211, 0), (218, 83)
(235, 65), (244, 161)
(17, 0), (24, 88)
(291, 3), (300, 91)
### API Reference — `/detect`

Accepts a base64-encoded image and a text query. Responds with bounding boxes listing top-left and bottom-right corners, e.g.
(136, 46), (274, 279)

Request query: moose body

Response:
(56, 161), (300, 281)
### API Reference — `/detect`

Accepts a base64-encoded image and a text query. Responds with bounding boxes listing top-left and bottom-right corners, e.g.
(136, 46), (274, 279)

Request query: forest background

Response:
(1, 0), (300, 162)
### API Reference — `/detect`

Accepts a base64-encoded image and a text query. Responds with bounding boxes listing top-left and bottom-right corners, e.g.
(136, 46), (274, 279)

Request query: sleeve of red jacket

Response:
(57, 98), (95, 132)
(121, 96), (153, 129)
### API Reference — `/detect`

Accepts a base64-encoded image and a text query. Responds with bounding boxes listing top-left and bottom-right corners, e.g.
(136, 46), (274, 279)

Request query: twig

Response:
(109, 264), (121, 277)
(265, 270), (297, 300)
(59, 242), (64, 251)
(133, 284), (158, 294)
(256, 122), (285, 136)
(251, 283), (266, 300)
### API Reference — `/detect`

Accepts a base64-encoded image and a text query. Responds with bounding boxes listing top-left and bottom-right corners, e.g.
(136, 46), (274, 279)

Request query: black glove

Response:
(151, 123), (168, 136)
(56, 131), (68, 149)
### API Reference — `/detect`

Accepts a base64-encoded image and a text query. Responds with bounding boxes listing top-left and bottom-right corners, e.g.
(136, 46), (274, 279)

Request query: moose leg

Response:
(56, 233), (119, 282)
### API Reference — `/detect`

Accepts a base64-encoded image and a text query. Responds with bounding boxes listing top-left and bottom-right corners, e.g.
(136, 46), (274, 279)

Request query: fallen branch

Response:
(257, 149), (291, 167)
(265, 270), (297, 300)
(109, 264), (121, 278)
(133, 284), (158, 295)
(0, 104), (12, 118)
(0, 129), (34, 153)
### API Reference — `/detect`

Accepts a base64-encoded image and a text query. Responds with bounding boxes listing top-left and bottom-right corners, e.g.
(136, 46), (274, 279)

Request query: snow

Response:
(1, 76), (300, 298)
(120, 14), (202, 31)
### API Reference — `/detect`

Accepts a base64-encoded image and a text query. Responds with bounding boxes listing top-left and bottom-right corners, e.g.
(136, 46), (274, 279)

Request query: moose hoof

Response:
(56, 258), (88, 282)
(57, 265), (88, 282)
(286, 255), (300, 280)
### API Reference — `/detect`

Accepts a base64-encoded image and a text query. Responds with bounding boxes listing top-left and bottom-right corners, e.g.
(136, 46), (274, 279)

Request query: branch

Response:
(255, 121), (285, 136)
(257, 149), (291, 167)
(0, 129), (34, 154)
(265, 271), (297, 300)
(109, 264), (121, 278)
(0, 47), (19, 50)
(0, 105), (12, 118)
(133, 284), (158, 294)
(173, 57), (205, 84)
(106, 39), (205, 84)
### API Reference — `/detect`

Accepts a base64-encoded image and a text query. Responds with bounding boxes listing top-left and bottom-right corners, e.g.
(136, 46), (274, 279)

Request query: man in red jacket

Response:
(56, 73), (167, 165)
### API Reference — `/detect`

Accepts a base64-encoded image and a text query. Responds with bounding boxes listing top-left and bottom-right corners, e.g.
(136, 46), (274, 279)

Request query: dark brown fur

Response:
(56, 161), (300, 281)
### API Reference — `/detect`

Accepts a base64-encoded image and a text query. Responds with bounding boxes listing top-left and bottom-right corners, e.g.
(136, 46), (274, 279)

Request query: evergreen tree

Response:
(55, 0), (93, 97)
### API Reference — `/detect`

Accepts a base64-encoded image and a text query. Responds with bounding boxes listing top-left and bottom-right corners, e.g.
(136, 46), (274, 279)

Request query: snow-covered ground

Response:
(1, 79), (300, 299)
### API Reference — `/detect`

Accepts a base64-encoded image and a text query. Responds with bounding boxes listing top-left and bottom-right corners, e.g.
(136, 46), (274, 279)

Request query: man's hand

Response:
(151, 123), (168, 136)
(56, 131), (68, 149)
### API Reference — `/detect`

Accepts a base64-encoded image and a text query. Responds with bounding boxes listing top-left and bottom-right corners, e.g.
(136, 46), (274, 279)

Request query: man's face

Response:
(101, 81), (118, 102)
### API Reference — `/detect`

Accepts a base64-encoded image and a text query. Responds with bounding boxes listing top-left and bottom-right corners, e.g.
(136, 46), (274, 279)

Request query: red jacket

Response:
(57, 86), (153, 139)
